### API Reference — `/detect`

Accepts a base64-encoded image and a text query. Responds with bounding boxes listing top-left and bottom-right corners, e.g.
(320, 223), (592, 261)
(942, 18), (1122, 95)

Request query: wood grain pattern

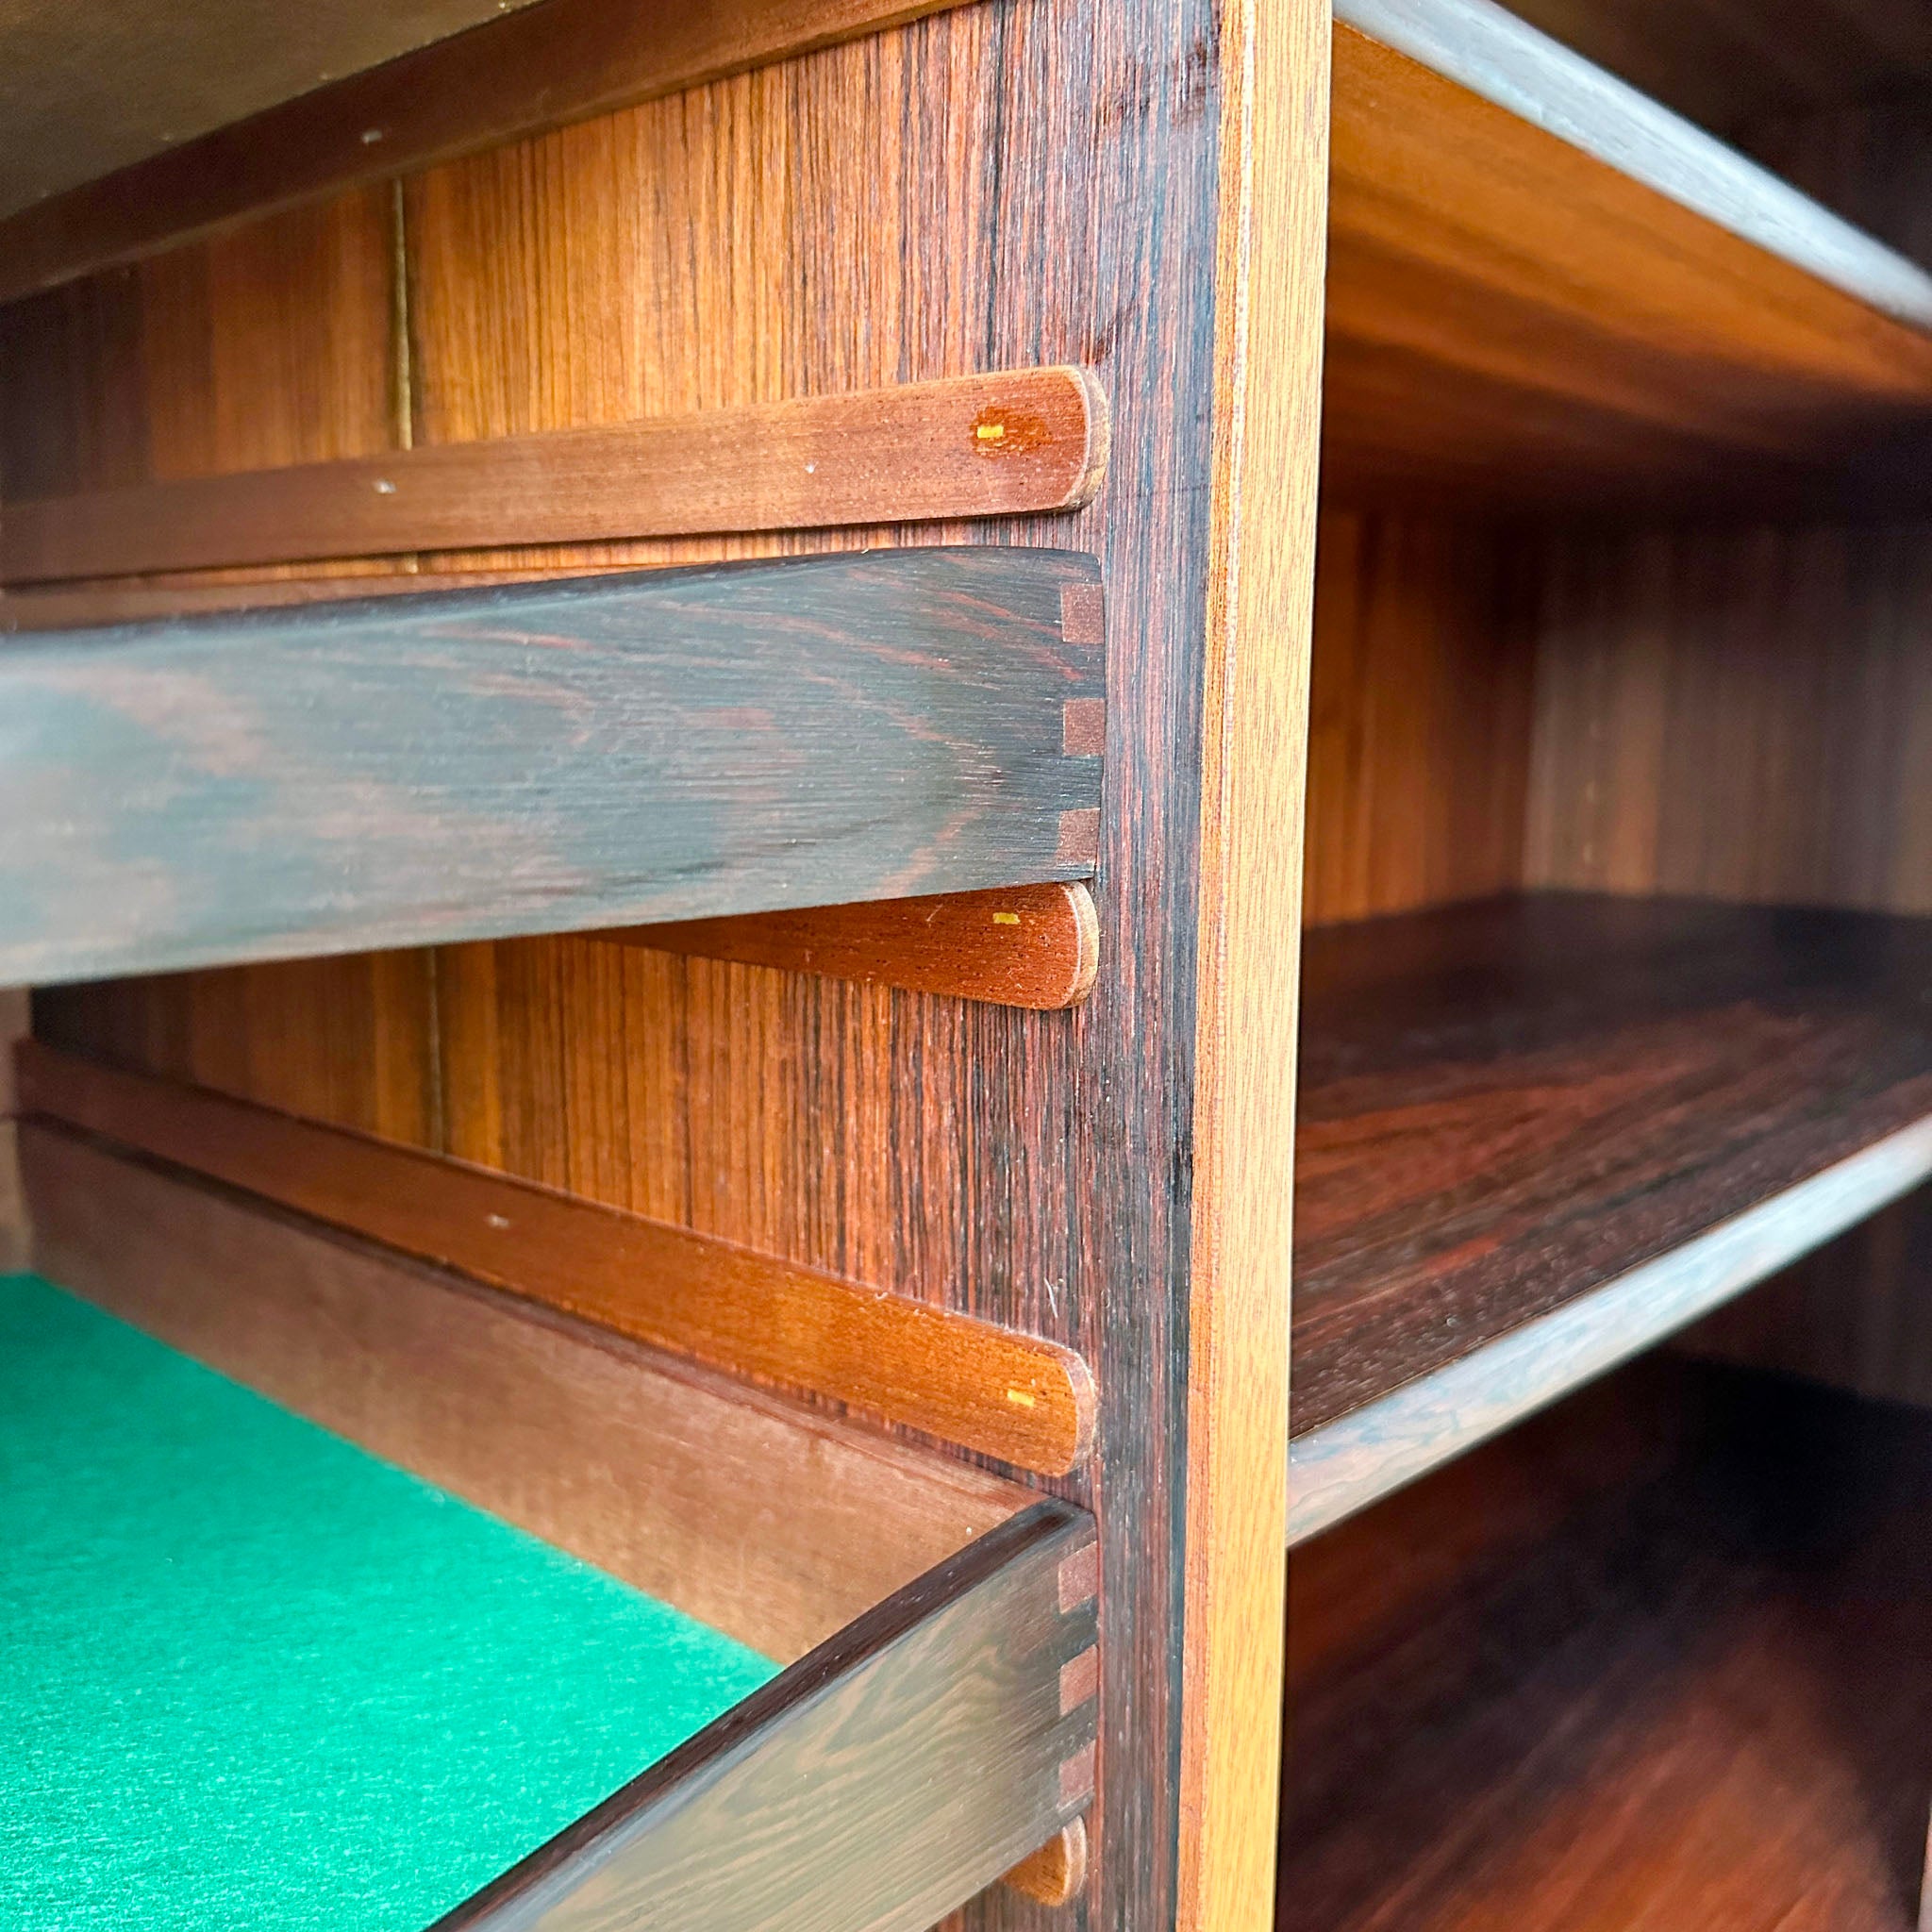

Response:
(441, 1499), (1098, 1932)
(23, 1122), (1030, 1663)
(0, 0), (553, 222)
(1282, 1365), (1932, 1932)
(1, 570), (608, 631)
(1002, 1823), (1089, 1907)
(1178, 0), (1328, 1925)
(0, 184), (414, 671)
(1518, 507), (1932, 1461)
(395, 15), (1241, 1930)
(606, 884), (1100, 1012)
(1290, 1109), (1932, 1541)
(1325, 8), (1932, 505)
(1525, 521), (1932, 913)
(0, 0), (974, 305)
(1303, 510), (1535, 926)
(1294, 895), (1932, 1448)
(19, 1042), (1095, 1474)
(7, 3), (1258, 1924)
(1, 369), (1108, 582)
(0, 549), (1105, 988)
(0, 188), (400, 502)
(1338, 0), (1932, 326)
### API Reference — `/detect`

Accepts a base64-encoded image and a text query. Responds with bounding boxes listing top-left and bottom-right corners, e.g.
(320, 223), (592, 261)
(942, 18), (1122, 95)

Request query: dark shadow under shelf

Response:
(1291, 892), (1932, 1540)
(1282, 1362), (1932, 1932)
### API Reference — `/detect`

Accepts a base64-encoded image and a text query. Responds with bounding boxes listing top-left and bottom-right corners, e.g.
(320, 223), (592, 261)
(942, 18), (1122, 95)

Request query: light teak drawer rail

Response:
(19, 1042), (1096, 1477)
(0, 369), (1107, 583)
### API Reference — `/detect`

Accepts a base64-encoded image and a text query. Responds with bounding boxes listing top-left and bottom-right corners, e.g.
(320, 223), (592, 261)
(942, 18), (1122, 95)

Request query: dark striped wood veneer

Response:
(1291, 893), (1932, 1539)
(441, 1500), (1099, 1932)
(19, 1043), (1096, 1476)
(0, 548), (1105, 987)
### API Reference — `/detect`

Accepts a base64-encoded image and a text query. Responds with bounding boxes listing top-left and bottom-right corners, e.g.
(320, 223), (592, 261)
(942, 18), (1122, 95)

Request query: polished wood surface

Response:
(1294, 895), (1932, 1444)
(0, 0), (543, 222)
(1002, 1823), (1089, 1908)
(24, 1122), (1030, 1664)
(1289, 1108), (1932, 1542)
(1303, 510), (1534, 926)
(4, 0), (1313, 1916)
(1281, 1365), (1932, 1932)
(1526, 521), (1932, 915)
(1178, 0), (1329, 1923)
(1, 570), (600, 630)
(1338, 0), (1932, 325)
(0, 0), (971, 305)
(1325, 5), (1932, 505)
(443, 1500), (1098, 1932)
(5, 8), (1261, 1922)
(0, 187), (405, 550)
(0, 550), (1105, 988)
(1521, 504), (1932, 1469)
(20, 1042), (1095, 1475)
(610, 884), (1101, 1013)
(1, 369), (1108, 581)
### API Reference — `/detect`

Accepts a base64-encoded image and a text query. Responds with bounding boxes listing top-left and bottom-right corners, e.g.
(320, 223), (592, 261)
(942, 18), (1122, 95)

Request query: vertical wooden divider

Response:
(1183, 1), (1330, 1929)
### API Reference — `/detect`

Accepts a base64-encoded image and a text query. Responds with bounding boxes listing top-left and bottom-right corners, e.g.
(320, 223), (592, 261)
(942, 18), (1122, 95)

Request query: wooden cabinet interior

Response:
(4, 552), (1105, 990)
(17, 1041), (1097, 1475)
(0, 0), (1316, 1924)
(1289, 895), (1932, 1542)
(8, 0), (1932, 1924)
(0, 550), (1106, 987)
(1282, 1357), (1932, 1931)
(18, 1128), (1100, 1931)
(1325, 0), (1932, 508)
(1291, 0), (1932, 1918)
(0, 368), (1108, 580)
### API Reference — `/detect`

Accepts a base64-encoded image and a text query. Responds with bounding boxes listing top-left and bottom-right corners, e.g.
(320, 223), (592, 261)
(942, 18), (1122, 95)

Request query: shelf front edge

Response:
(1288, 1109), (1932, 1544)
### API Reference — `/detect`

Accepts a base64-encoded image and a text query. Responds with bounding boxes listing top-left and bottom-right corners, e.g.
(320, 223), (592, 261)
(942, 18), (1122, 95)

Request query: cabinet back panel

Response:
(1304, 509), (1537, 927)
(1524, 521), (1932, 913)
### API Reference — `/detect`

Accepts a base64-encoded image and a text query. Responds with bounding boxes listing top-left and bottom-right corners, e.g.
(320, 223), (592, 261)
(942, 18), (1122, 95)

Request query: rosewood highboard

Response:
(6, 0), (1932, 1927)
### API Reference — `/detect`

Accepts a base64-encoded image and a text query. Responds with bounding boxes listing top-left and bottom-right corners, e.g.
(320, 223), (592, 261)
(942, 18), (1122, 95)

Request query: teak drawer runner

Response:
(18, 1042), (1095, 1476)
(0, 1271), (775, 1932)
(0, 370), (1108, 583)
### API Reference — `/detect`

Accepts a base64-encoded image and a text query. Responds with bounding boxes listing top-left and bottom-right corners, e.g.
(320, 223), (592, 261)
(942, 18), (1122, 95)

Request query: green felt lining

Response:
(0, 1273), (777, 1930)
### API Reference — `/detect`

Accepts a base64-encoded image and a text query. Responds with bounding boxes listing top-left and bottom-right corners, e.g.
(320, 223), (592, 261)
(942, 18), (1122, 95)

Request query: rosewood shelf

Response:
(1290, 893), (1932, 1541)
(1326, 0), (1932, 506)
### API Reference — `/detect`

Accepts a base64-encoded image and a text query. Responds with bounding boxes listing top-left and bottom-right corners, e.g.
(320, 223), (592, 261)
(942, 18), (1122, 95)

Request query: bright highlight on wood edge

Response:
(607, 883), (1102, 1011)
